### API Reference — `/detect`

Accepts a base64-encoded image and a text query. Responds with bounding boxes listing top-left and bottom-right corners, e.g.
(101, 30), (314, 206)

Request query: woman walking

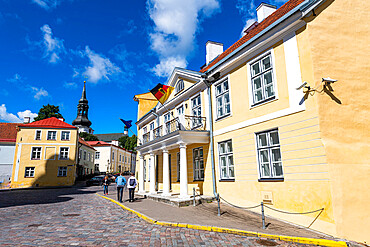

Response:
(102, 175), (110, 195)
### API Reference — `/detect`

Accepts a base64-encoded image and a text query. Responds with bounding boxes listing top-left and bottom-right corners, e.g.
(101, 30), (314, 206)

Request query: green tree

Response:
(79, 132), (99, 141)
(118, 135), (137, 151)
(34, 104), (63, 121)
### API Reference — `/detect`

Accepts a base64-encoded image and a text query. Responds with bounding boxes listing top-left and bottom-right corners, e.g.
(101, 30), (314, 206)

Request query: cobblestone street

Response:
(0, 186), (320, 246)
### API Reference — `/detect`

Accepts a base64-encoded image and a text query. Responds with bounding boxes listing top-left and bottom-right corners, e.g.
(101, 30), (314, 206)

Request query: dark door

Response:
(169, 154), (172, 190)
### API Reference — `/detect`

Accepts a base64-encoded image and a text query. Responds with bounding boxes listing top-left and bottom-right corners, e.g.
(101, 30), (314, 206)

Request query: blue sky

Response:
(0, 0), (286, 134)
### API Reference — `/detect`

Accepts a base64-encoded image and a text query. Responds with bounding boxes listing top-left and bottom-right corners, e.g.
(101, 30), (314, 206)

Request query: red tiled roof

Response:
(18, 117), (77, 129)
(0, 123), (18, 142)
(86, 141), (110, 146)
(79, 137), (96, 150)
(200, 0), (305, 73)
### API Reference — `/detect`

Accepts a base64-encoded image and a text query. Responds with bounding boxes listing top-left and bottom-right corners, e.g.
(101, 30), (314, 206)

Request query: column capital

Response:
(177, 141), (187, 148)
(161, 148), (168, 153)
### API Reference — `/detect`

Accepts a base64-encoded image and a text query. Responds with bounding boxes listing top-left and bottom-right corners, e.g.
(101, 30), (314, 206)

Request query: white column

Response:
(149, 152), (156, 194)
(138, 154), (145, 193)
(179, 142), (189, 198)
(162, 149), (170, 196)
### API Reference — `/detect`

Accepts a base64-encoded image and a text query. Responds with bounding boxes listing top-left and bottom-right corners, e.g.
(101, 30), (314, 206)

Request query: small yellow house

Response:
(134, 0), (369, 243)
(11, 117), (78, 188)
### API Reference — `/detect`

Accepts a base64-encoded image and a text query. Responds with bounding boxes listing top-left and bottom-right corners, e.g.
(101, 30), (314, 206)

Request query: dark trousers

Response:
(103, 185), (109, 194)
(129, 188), (135, 202)
(117, 186), (124, 202)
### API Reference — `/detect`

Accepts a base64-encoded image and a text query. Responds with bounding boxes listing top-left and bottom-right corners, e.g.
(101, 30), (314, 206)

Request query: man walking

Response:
(127, 172), (137, 202)
(115, 172), (126, 203)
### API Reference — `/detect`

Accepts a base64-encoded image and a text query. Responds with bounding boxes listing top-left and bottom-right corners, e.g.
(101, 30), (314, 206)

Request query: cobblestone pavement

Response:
(0, 185), (320, 246)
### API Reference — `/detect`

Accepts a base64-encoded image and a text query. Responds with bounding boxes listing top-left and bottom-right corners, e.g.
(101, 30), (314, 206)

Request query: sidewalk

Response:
(96, 187), (348, 246)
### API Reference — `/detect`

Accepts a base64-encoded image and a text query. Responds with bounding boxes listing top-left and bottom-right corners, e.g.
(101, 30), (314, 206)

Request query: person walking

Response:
(115, 172), (126, 203)
(102, 175), (110, 195)
(127, 172), (137, 202)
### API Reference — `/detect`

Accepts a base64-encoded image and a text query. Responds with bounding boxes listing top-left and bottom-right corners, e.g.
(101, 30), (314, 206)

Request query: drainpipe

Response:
(203, 72), (220, 198)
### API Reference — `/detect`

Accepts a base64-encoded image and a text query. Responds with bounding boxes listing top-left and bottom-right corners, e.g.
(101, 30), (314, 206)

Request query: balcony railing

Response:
(141, 115), (207, 144)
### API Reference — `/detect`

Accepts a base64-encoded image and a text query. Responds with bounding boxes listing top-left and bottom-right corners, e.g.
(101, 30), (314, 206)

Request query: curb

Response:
(96, 193), (347, 247)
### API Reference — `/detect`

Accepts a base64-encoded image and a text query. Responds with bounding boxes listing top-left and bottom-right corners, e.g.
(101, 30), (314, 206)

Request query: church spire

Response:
(72, 81), (93, 133)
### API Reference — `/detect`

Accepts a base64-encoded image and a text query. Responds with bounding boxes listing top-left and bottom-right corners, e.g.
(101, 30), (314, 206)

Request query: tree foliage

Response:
(118, 134), (137, 151)
(34, 104), (63, 121)
(79, 132), (99, 141)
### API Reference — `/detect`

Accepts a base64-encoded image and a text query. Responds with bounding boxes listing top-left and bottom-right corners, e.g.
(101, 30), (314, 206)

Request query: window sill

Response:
(24, 176), (34, 178)
(219, 178), (235, 182)
(193, 179), (204, 182)
(250, 97), (277, 109)
(258, 177), (284, 182)
(31, 158), (40, 160)
(47, 139), (56, 141)
(61, 139), (70, 141)
(215, 113), (232, 123)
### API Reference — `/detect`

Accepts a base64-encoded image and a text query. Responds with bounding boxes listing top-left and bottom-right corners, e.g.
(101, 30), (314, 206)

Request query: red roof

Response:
(79, 137), (96, 150)
(200, 0), (304, 73)
(0, 123), (18, 142)
(18, 117), (77, 129)
(86, 141), (110, 146)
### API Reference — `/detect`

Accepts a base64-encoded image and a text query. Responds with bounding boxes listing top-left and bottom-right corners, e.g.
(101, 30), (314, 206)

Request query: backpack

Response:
(129, 178), (135, 186)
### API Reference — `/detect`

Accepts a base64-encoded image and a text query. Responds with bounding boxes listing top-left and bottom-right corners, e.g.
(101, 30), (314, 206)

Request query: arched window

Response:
(175, 79), (184, 93)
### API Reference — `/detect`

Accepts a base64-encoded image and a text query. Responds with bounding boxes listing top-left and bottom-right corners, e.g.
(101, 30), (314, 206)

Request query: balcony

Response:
(141, 115), (207, 144)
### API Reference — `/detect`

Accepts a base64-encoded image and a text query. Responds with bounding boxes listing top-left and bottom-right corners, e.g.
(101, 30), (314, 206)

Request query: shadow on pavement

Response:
(0, 184), (98, 208)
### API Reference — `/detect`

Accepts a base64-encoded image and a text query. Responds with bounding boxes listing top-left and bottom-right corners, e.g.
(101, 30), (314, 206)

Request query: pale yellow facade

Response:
(11, 126), (78, 188)
(135, 0), (369, 243)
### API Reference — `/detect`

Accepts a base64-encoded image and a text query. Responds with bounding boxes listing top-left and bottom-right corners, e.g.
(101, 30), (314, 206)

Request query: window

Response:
(119, 154), (122, 162)
(88, 153), (90, 161)
(59, 147), (69, 160)
(31, 147), (42, 160)
(95, 152), (100, 159)
(215, 80), (231, 119)
(191, 94), (202, 127)
(47, 131), (57, 140)
(193, 147), (204, 180)
(177, 105), (184, 116)
(143, 127), (147, 134)
(218, 140), (234, 179)
(143, 160), (147, 182)
(164, 113), (171, 134)
(79, 150), (81, 160)
(150, 122), (155, 140)
(58, 167), (67, 177)
(112, 151), (115, 161)
(61, 131), (70, 141)
(83, 151), (86, 160)
(256, 129), (283, 179)
(35, 130), (41, 140)
(175, 79), (184, 93)
(250, 53), (275, 104)
(177, 152), (180, 182)
(25, 167), (35, 177)
(94, 164), (99, 172)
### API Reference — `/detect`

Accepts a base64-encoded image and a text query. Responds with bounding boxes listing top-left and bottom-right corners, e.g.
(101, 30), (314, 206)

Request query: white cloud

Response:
(64, 82), (77, 89)
(0, 104), (38, 123)
(7, 73), (22, 83)
(40, 24), (65, 63)
(240, 18), (257, 37)
(83, 46), (121, 83)
(32, 0), (65, 10)
(31, 87), (49, 100)
(147, 0), (220, 77)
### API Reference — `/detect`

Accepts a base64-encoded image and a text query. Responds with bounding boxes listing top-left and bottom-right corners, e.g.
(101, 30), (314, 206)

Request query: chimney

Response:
(206, 41), (223, 65)
(257, 3), (277, 23)
(23, 117), (30, 124)
(58, 118), (65, 122)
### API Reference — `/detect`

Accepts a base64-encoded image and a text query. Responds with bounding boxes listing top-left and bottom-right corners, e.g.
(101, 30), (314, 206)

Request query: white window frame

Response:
(59, 147), (69, 160)
(95, 152), (100, 159)
(164, 112), (171, 134)
(150, 122), (155, 140)
(193, 147), (204, 181)
(247, 49), (279, 107)
(58, 166), (67, 177)
(256, 128), (283, 180)
(31, 147), (42, 160)
(61, 131), (70, 141)
(215, 78), (231, 119)
(218, 140), (235, 180)
(88, 152), (91, 161)
(25, 167), (35, 178)
(47, 130), (57, 140)
(175, 79), (184, 93)
(35, 130), (42, 140)
(191, 94), (202, 128)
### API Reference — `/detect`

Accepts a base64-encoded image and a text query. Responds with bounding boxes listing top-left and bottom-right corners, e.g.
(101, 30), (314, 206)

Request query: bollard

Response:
(261, 202), (266, 229)
(193, 187), (196, 206)
(217, 193), (221, 216)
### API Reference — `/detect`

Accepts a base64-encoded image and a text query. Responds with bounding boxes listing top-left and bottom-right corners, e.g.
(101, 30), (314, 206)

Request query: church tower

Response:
(72, 81), (93, 133)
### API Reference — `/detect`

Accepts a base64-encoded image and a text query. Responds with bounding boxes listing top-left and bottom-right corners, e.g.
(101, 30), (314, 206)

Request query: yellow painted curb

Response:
(96, 193), (348, 247)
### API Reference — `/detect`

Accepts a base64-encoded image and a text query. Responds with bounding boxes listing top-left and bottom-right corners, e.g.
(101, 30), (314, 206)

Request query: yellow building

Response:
(11, 117), (78, 188)
(135, 0), (369, 243)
